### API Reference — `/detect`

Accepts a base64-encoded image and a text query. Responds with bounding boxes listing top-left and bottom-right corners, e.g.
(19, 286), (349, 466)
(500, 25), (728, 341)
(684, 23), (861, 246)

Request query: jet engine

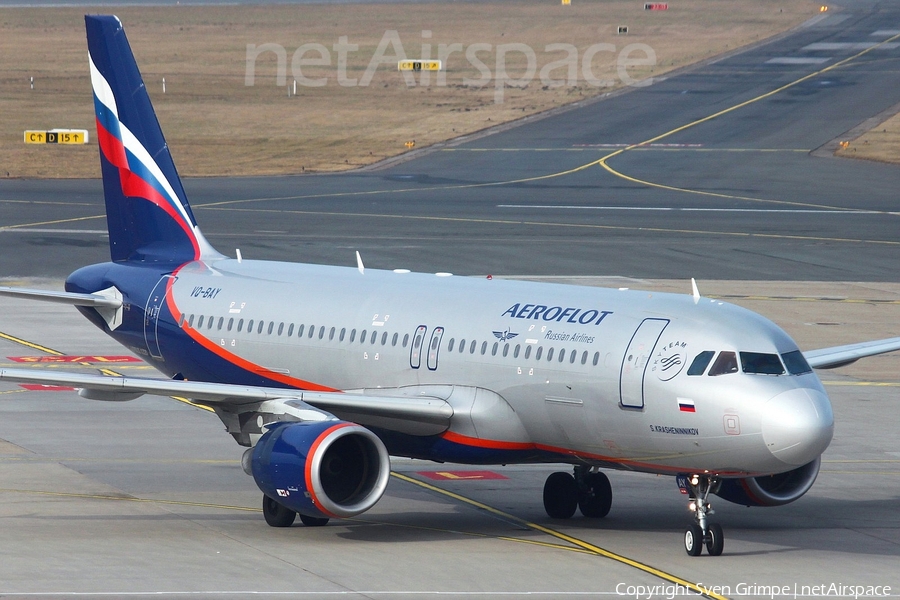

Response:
(714, 457), (820, 507)
(251, 420), (391, 519)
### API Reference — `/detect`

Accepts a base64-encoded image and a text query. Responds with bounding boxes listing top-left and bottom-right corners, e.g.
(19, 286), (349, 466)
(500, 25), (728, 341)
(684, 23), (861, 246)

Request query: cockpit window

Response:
(781, 350), (813, 375)
(707, 351), (738, 376)
(687, 351), (715, 376)
(740, 352), (785, 375)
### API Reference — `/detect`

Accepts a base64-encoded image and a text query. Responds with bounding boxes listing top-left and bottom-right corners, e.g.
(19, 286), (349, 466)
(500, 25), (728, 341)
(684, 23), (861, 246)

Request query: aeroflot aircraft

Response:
(2, 16), (899, 557)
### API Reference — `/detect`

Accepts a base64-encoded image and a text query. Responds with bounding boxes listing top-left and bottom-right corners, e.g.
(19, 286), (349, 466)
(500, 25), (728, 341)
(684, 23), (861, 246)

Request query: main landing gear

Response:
(262, 495), (329, 528)
(683, 474), (724, 556)
(543, 466), (612, 519)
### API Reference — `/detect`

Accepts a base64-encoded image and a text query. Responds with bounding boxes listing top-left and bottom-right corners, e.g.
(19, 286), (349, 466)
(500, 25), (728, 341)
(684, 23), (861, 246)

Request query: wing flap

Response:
(804, 336), (900, 369)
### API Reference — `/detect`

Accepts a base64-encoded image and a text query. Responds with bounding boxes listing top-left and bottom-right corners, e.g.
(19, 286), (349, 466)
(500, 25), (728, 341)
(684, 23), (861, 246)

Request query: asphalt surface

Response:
(0, 283), (898, 599)
(2, 1), (900, 281)
(1, 1), (900, 598)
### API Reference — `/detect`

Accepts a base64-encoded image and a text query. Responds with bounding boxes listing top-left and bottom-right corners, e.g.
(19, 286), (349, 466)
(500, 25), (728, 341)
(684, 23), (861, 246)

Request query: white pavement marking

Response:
(495, 206), (891, 214)
(802, 42), (899, 51)
(766, 57), (831, 64)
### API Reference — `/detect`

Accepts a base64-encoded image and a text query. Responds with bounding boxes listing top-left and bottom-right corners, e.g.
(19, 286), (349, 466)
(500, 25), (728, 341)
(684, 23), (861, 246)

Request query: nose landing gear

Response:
(683, 474), (724, 556)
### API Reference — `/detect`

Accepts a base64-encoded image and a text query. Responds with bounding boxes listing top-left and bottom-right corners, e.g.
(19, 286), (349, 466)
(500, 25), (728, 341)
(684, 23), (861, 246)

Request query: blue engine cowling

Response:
(715, 457), (821, 507)
(251, 420), (391, 519)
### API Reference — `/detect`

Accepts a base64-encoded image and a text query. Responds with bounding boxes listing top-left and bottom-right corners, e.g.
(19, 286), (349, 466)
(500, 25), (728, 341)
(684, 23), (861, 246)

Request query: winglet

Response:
(356, 251), (365, 275)
(691, 278), (701, 304)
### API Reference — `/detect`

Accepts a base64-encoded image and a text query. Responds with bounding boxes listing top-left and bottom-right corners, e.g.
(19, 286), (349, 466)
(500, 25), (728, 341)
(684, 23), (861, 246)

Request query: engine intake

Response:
(251, 420), (390, 519)
(715, 457), (821, 507)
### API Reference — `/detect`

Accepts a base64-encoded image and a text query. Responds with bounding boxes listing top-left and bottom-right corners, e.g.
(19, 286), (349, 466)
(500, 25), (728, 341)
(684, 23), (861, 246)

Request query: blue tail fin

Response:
(85, 15), (220, 263)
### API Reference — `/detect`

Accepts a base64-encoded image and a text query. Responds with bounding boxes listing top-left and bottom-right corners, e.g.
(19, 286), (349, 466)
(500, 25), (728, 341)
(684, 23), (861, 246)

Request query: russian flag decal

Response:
(678, 398), (696, 413)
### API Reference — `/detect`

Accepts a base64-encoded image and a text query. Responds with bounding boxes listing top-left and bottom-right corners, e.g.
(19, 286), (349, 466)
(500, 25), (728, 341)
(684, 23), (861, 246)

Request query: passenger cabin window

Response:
(782, 350), (813, 375)
(297, 324), (305, 338)
(708, 351), (738, 376)
(740, 352), (785, 375)
(687, 351), (715, 376)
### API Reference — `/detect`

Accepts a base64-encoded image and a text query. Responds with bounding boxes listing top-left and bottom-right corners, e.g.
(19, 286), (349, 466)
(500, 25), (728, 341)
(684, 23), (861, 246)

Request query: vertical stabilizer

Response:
(85, 15), (221, 263)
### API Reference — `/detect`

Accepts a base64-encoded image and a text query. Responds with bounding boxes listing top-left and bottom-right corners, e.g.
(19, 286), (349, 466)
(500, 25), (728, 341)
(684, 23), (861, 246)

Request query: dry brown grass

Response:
(835, 111), (900, 164)
(0, 1), (817, 178)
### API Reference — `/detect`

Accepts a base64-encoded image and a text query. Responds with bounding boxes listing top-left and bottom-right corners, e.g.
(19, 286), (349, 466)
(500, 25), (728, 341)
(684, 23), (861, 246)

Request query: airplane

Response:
(1, 14), (899, 557)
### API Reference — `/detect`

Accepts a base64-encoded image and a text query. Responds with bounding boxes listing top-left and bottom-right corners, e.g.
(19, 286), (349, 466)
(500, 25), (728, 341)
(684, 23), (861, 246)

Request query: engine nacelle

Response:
(251, 420), (391, 519)
(715, 457), (821, 507)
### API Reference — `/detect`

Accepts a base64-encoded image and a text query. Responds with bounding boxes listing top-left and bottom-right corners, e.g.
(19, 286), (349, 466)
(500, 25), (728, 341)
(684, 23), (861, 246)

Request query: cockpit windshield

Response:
(707, 351), (738, 376)
(781, 350), (813, 375)
(740, 352), (785, 375)
(686, 349), (812, 377)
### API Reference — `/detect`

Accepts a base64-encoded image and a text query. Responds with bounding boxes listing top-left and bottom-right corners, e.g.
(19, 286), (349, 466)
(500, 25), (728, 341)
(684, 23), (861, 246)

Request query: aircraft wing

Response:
(0, 368), (453, 434)
(804, 336), (900, 369)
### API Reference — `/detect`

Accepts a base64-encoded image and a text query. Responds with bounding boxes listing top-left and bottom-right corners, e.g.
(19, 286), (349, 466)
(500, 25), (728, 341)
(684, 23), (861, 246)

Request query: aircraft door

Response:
(427, 327), (444, 371)
(619, 318), (669, 409)
(144, 275), (175, 360)
(410, 325), (427, 369)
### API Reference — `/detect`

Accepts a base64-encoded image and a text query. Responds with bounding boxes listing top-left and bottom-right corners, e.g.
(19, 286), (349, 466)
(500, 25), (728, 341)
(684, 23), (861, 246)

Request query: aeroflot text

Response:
(615, 582), (892, 599)
(501, 304), (613, 325)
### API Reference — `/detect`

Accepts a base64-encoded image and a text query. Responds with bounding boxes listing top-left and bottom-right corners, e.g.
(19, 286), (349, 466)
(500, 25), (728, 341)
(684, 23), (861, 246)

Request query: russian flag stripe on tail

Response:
(85, 15), (221, 264)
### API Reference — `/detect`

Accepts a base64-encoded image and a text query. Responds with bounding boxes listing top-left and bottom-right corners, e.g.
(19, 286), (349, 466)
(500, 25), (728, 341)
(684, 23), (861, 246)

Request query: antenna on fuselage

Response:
(691, 278), (701, 304)
(356, 251), (365, 275)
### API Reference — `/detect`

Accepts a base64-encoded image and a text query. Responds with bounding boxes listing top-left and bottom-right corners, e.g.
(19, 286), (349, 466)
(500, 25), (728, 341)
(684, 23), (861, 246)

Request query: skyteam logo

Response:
(652, 341), (688, 381)
(89, 53), (201, 258)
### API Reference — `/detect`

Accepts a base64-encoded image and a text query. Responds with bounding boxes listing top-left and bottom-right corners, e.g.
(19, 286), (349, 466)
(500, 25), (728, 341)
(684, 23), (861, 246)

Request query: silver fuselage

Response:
(134, 258), (835, 478)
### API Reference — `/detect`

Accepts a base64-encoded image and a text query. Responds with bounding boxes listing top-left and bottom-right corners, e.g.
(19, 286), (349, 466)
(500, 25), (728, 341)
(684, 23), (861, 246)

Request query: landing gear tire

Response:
(299, 514), (330, 527)
(543, 471), (578, 519)
(684, 523), (703, 556)
(262, 494), (296, 528)
(706, 522), (724, 556)
(578, 471), (612, 518)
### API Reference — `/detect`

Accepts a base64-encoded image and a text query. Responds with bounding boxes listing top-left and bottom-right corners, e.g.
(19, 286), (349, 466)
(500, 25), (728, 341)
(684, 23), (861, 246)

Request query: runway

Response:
(3, 2), (900, 280)
(0, 0), (899, 597)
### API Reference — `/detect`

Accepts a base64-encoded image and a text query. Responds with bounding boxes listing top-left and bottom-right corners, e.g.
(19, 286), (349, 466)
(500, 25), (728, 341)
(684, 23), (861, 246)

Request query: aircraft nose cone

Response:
(762, 388), (834, 466)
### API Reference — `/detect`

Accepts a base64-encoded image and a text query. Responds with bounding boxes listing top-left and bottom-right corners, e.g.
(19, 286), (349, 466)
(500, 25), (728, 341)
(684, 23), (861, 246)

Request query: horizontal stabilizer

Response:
(804, 336), (900, 369)
(0, 286), (122, 308)
(0, 285), (124, 330)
